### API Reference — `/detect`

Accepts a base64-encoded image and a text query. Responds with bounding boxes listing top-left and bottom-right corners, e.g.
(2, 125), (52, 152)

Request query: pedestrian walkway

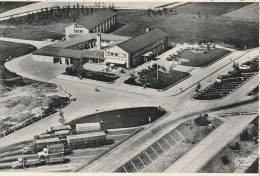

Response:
(233, 146), (259, 173)
(164, 114), (257, 173)
(0, 37), (54, 49)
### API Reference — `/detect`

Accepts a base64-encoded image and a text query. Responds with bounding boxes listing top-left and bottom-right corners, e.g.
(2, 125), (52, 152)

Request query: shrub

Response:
(240, 129), (250, 141)
(221, 155), (230, 165)
(230, 142), (240, 150)
(194, 114), (211, 126)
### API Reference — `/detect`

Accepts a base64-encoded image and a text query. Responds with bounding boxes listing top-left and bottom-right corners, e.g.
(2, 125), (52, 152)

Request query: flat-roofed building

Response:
(104, 28), (169, 68)
(65, 9), (117, 39)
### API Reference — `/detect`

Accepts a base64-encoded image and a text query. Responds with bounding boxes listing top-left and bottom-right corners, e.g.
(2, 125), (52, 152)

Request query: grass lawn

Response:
(66, 107), (166, 130)
(0, 2), (36, 14)
(245, 159), (259, 173)
(199, 117), (258, 173)
(113, 9), (258, 49)
(0, 41), (36, 80)
(177, 2), (252, 16)
(179, 48), (231, 67)
(124, 69), (190, 89)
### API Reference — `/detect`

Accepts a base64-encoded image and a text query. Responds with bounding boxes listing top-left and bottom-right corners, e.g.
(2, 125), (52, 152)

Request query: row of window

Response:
(75, 24), (83, 28)
(75, 30), (83, 34)
(107, 52), (127, 58)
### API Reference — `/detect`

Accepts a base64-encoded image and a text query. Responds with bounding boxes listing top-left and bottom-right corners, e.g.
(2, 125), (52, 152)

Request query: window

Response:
(107, 52), (110, 55)
(79, 30), (83, 34)
(123, 54), (127, 58)
(75, 30), (79, 33)
(115, 53), (118, 56)
(111, 52), (114, 56)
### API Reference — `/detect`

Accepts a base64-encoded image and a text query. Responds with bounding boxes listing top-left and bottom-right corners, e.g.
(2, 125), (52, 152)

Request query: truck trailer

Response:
(67, 132), (106, 149)
(34, 130), (70, 141)
(46, 125), (71, 134)
(22, 137), (60, 154)
(76, 122), (101, 134)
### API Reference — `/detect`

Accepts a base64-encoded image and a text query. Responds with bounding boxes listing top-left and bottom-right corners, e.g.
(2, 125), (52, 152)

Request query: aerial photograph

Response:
(0, 0), (258, 173)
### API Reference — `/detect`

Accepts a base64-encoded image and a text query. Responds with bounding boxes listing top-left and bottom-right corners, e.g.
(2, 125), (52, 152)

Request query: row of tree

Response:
(147, 8), (177, 17)
(3, 2), (116, 25)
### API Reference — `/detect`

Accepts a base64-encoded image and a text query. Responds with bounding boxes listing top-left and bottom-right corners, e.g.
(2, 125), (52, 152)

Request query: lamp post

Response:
(156, 49), (159, 80)
(96, 110), (99, 122)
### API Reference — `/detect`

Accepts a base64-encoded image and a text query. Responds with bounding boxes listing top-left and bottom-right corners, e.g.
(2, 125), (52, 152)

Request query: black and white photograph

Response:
(0, 0), (259, 173)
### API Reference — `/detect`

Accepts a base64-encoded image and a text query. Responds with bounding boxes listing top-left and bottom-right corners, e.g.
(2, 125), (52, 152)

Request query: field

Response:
(112, 9), (258, 49)
(176, 2), (252, 16)
(67, 107), (166, 130)
(0, 2), (35, 14)
(179, 48), (231, 67)
(124, 69), (190, 90)
(222, 3), (259, 22)
(199, 118), (258, 173)
(0, 3), (258, 49)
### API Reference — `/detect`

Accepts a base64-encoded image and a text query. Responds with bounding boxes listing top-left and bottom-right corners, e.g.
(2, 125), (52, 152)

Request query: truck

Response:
(12, 157), (42, 169)
(76, 122), (101, 134)
(66, 132), (106, 149)
(45, 125), (71, 134)
(11, 153), (68, 169)
(22, 137), (60, 154)
(34, 130), (70, 141)
(37, 143), (65, 159)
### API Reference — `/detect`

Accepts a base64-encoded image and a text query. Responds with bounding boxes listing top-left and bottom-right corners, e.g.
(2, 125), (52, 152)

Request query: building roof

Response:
(33, 46), (104, 59)
(117, 28), (169, 54)
(52, 33), (130, 49)
(77, 9), (117, 31)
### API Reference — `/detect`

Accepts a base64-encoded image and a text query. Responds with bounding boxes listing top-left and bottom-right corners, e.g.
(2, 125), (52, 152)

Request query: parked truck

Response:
(34, 130), (70, 141)
(11, 153), (68, 169)
(22, 137), (60, 154)
(45, 125), (71, 134)
(37, 143), (65, 159)
(12, 156), (41, 169)
(76, 122), (101, 134)
(66, 131), (106, 149)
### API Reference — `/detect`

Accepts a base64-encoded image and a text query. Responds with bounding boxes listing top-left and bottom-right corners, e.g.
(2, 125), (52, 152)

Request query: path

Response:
(0, 37), (54, 49)
(164, 114), (257, 173)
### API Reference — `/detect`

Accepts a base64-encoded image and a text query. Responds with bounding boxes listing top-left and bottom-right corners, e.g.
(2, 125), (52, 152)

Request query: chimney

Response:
(96, 34), (101, 50)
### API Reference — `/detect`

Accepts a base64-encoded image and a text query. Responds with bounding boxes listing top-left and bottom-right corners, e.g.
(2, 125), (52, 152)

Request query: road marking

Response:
(144, 151), (153, 162)
(74, 147), (109, 152)
(70, 155), (96, 159)
(169, 134), (177, 142)
(175, 129), (185, 140)
(163, 138), (172, 147)
(138, 156), (146, 167)
(157, 142), (167, 153)
(150, 147), (159, 157)
(122, 166), (128, 173)
(130, 161), (138, 172)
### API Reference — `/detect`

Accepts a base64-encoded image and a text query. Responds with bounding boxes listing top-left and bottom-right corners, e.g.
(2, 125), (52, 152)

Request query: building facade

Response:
(65, 9), (117, 39)
(104, 28), (169, 68)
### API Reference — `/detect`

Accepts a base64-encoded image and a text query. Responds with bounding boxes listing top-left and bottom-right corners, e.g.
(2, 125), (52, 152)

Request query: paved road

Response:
(1, 37), (258, 172)
(164, 114), (257, 173)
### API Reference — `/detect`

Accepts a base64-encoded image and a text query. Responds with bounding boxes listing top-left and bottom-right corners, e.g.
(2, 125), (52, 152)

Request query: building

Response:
(32, 28), (169, 69)
(65, 9), (117, 39)
(104, 28), (169, 68)
(32, 33), (130, 65)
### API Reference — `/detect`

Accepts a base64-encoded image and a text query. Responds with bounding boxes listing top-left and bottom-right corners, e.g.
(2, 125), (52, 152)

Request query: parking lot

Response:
(0, 128), (141, 172)
(115, 129), (184, 172)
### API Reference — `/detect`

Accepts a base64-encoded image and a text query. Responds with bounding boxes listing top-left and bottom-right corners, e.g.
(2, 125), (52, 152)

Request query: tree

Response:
(194, 114), (210, 126)
(240, 129), (250, 141)
(221, 155), (230, 165)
